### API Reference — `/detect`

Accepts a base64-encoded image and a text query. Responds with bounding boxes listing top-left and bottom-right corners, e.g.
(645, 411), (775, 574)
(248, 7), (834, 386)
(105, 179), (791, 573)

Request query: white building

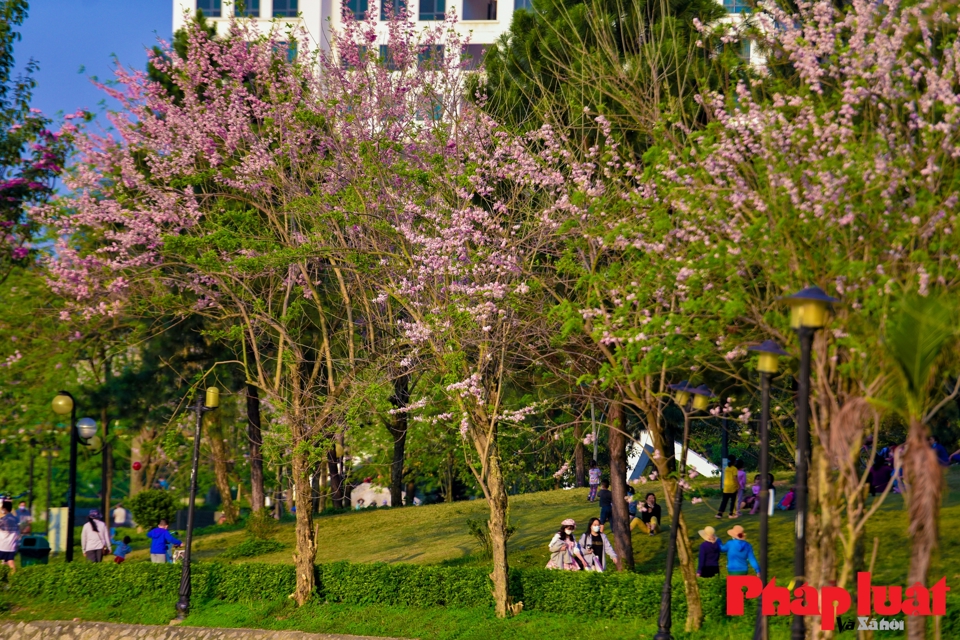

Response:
(172, 0), (513, 62)
(174, 1), (755, 64)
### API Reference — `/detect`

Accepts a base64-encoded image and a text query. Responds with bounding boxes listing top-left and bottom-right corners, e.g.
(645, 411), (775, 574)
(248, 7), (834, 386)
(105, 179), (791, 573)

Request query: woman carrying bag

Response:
(579, 517), (620, 572)
(81, 509), (112, 563)
(546, 518), (588, 570)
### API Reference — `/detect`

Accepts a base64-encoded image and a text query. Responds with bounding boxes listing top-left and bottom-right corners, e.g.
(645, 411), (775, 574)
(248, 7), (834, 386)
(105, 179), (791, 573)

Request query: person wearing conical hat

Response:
(696, 526), (722, 578)
(719, 525), (760, 576)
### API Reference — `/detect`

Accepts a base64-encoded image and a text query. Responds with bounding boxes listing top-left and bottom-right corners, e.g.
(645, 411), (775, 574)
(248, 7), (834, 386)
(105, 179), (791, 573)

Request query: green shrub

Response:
(220, 538), (285, 559)
(128, 490), (177, 530)
(245, 509), (279, 541)
(8, 561), (726, 626)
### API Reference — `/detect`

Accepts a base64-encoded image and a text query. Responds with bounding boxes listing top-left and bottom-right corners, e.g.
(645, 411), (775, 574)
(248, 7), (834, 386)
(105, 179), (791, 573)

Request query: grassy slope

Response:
(116, 468), (960, 586)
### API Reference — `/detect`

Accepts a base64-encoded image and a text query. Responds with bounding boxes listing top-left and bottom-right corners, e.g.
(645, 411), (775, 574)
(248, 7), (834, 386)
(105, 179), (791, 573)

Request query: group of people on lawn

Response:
(546, 460), (766, 575)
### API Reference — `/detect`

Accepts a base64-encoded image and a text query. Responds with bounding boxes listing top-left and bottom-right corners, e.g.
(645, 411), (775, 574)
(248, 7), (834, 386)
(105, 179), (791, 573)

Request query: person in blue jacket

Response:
(147, 519), (181, 563)
(720, 525), (760, 576)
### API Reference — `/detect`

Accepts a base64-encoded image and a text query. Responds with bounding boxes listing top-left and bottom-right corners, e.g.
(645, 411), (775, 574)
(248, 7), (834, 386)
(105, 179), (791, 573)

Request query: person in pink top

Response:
(0, 501), (21, 573)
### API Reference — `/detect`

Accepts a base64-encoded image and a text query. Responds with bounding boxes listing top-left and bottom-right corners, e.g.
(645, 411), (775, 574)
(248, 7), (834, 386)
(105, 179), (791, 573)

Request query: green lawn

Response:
(4, 469), (959, 639)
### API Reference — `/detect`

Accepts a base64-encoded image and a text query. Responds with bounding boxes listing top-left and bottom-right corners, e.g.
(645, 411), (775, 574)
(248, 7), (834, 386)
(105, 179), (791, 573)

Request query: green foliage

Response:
(220, 537), (285, 559)
(128, 489), (177, 530)
(7, 560), (725, 624)
(465, 518), (517, 558)
(245, 508), (279, 540)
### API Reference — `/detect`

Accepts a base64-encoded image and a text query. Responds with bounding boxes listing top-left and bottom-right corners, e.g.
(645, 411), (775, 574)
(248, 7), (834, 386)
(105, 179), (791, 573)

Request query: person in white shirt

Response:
(0, 501), (20, 573)
(81, 509), (112, 563)
(112, 503), (127, 528)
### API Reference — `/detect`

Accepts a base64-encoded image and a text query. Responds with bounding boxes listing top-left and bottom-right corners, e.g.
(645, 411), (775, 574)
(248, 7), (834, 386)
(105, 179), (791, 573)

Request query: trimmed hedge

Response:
(5, 561), (726, 624)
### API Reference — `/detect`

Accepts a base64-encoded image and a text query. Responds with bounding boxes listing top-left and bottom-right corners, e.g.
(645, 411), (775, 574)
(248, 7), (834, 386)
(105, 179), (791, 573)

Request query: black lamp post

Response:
(177, 387), (220, 619)
(748, 339), (788, 640)
(780, 286), (838, 640)
(655, 381), (714, 640)
(51, 392), (97, 562)
(27, 438), (37, 512)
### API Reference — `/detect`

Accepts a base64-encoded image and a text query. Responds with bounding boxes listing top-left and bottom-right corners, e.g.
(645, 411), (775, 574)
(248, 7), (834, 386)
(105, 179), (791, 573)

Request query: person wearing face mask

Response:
(579, 517), (619, 572)
(546, 518), (588, 570)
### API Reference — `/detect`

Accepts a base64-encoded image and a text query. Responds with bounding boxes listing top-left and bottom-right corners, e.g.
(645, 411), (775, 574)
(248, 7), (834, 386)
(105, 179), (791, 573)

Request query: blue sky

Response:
(16, 0), (172, 119)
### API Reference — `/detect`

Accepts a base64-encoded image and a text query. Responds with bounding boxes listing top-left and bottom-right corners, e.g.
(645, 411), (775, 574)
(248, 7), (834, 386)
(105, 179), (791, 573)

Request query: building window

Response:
(274, 0), (299, 17)
(462, 43), (488, 70)
(379, 45), (398, 70)
(419, 0), (445, 20)
(381, 0), (406, 20)
(513, 0), (531, 11)
(418, 45), (444, 68)
(740, 39), (752, 63)
(196, 0), (222, 17)
(463, 0), (496, 20)
(723, 0), (750, 13)
(237, 0), (260, 16)
(345, 0), (369, 18)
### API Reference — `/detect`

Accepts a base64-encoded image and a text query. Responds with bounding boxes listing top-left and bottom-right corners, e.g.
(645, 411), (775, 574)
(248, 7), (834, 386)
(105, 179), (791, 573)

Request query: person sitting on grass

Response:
(776, 487), (795, 511)
(631, 492), (661, 535)
(720, 525), (760, 576)
(147, 519), (181, 564)
(113, 536), (132, 564)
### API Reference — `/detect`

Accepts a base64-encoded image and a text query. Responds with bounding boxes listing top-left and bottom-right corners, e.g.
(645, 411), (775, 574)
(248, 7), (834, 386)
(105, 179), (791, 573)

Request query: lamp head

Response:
(667, 381), (695, 408)
(690, 385), (715, 411)
(204, 388), (220, 409)
(748, 340), (789, 374)
(76, 417), (98, 440)
(51, 393), (74, 416)
(780, 286), (840, 329)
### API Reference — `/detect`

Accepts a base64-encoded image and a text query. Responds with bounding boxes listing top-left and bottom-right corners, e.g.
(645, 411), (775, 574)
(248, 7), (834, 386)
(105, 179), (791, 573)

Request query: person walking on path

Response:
(579, 517), (620, 572)
(0, 501), (20, 574)
(720, 525), (760, 576)
(81, 509), (112, 563)
(717, 459), (740, 519)
(113, 536), (132, 564)
(697, 526), (722, 578)
(546, 518), (588, 570)
(631, 492), (661, 535)
(597, 480), (614, 529)
(587, 461), (601, 502)
(147, 519), (181, 563)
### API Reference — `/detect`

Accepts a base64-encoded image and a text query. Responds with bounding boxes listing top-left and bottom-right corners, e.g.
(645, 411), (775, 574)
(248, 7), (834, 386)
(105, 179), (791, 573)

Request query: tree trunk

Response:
(387, 373), (409, 507)
(208, 412), (238, 524)
(327, 447), (344, 509)
(443, 451), (454, 502)
(608, 401), (633, 570)
(904, 422), (942, 640)
(311, 464), (321, 513)
(273, 466), (284, 519)
(647, 415), (703, 631)
(291, 443), (316, 605)
(246, 384), (265, 512)
(101, 404), (112, 527)
(486, 439), (511, 618)
(574, 420), (586, 487)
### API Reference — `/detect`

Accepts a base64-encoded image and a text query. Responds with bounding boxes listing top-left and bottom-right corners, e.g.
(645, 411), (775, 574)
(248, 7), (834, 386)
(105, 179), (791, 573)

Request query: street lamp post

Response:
(51, 393), (98, 562)
(748, 340), (788, 640)
(177, 387), (220, 619)
(655, 381), (714, 640)
(27, 438), (37, 512)
(780, 286), (838, 640)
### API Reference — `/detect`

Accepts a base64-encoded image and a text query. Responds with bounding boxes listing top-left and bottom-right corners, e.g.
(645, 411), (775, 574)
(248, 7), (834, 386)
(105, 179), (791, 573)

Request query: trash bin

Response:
(18, 534), (50, 566)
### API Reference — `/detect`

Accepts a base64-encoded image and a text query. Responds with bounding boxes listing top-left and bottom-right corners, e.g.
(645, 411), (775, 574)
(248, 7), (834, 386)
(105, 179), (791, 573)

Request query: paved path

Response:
(0, 620), (413, 640)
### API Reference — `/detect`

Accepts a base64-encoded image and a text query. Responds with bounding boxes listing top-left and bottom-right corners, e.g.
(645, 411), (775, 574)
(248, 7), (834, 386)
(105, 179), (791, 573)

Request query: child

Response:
(114, 535), (132, 564)
(777, 487), (795, 511)
(587, 460), (601, 502)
